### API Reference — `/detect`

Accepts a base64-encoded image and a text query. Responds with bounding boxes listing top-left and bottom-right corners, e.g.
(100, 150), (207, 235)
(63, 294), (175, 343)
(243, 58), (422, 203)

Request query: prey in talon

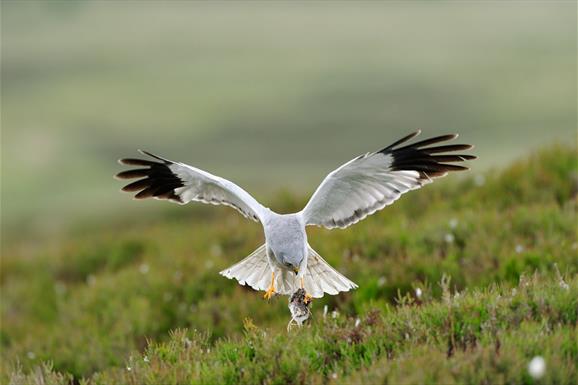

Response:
(288, 288), (312, 330)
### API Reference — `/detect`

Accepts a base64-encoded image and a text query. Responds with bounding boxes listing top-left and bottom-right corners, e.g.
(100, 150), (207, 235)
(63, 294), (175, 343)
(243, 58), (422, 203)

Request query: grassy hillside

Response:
(1, 145), (577, 384)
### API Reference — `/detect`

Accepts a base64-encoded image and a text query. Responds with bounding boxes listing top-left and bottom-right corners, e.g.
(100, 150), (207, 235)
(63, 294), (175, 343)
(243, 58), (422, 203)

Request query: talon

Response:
(300, 277), (313, 304)
(301, 277), (313, 305)
(263, 287), (275, 300)
(263, 272), (276, 300)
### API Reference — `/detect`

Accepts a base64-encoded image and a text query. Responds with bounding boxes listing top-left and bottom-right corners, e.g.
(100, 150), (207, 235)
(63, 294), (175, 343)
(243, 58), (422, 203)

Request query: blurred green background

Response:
(1, 2), (577, 383)
(1, 1), (576, 235)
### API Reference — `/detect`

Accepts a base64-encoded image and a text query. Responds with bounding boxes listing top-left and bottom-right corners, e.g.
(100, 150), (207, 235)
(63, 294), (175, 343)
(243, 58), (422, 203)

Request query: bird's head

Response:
(274, 249), (304, 274)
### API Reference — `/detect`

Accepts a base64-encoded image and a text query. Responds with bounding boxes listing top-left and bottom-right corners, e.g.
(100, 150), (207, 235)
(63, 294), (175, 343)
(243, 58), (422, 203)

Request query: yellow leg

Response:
(263, 272), (276, 300)
(300, 277), (313, 304)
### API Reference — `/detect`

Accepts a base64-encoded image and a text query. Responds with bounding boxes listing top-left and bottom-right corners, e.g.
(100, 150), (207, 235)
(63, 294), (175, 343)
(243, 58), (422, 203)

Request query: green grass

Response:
(1, 145), (577, 384)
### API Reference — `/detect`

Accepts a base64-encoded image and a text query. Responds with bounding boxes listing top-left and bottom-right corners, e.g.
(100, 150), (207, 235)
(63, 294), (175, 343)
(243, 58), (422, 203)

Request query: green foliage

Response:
(2, 146), (577, 384)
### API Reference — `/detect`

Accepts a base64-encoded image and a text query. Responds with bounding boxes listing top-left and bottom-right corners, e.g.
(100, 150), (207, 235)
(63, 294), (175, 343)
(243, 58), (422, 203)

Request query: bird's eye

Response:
(285, 262), (292, 267)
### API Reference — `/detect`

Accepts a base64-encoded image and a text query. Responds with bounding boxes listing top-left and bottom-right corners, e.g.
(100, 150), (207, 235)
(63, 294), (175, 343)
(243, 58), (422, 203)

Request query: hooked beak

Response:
(293, 267), (299, 274)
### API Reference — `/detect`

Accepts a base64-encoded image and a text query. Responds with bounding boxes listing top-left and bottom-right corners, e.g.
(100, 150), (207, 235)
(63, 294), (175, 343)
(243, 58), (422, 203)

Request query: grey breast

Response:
(264, 214), (307, 267)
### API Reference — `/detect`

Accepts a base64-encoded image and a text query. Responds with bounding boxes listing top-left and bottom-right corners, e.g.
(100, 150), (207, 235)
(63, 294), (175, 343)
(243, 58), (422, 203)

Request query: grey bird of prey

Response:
(116, 130), (475, 300)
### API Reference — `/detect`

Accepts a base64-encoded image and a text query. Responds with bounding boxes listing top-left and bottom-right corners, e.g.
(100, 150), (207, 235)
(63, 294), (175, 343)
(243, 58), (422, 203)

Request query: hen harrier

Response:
(116, 130), (475, 300)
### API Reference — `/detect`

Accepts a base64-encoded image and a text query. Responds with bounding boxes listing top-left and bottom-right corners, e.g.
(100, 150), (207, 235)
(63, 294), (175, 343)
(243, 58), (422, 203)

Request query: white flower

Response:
(331, 373), (338, 379)
(27, 351), (35, 360)
(528, 356), (546, 379)
(331, 310), (339, 319)
(139, 263), (149, 274)
(143, 356), (150, 363)
(515, 244), (524, 254)
(415, 288), (422, 299)
(444, 233), (455, 244)
(355, 318), (361, 327)
(323, 305), (328, 318)
(126, 366), (132, 371)
(378, 276), (387, 287)
(449, 218), (458, 229)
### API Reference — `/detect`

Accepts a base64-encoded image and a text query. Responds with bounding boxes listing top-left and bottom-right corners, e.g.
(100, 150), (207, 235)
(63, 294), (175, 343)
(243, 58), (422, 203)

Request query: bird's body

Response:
(220, 211), (357, 298)
(264, 212), (306, 272)
(116, 130), (476, 300)
(263, 213), (309, 299)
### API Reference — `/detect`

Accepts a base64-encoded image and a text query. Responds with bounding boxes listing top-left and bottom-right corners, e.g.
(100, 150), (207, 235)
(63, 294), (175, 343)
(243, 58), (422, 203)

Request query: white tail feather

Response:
(219, 243), (357, 298)
(219, 244), (270, 291)
(303, 245), (358, 298)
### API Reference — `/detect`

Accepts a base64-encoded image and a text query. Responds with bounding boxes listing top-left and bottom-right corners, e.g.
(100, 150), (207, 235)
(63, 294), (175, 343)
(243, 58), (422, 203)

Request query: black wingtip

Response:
(138, 149), (173, 164)
(137, 149), (152, 157)
(118, 158), (158, 166)
(384, 131), (476, 180)
(379, 129), (422, 153)
(116, 150), (185, 203)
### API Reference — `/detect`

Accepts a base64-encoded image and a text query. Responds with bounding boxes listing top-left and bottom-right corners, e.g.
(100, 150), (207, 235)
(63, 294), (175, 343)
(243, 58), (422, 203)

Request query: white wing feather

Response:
(117, 150), (268, 222)
(299, 130), (474, 229)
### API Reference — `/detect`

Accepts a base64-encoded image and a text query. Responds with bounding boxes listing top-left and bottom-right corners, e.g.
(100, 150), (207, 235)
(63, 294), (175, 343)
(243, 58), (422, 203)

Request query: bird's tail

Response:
(302, 244), (358, 298)
(219, 243), (358, 298)
(219, 244), (273, 292)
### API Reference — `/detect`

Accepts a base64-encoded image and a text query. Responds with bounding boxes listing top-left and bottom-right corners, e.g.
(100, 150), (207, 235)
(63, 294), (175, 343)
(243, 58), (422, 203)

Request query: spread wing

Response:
(299, 130), (476, 229)
(115, 150), (268, 222)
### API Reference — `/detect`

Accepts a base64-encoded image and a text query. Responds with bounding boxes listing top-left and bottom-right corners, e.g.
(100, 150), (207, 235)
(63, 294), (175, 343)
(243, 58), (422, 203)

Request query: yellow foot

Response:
(263, 272), (276, 300)
(263, 286), (276, 300)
